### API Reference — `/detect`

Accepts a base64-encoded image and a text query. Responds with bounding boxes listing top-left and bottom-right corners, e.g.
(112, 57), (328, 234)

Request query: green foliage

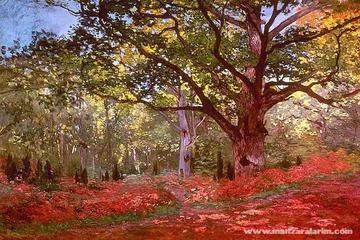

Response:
(67, 158), (81, 178)
(0, 0), (359, 181)
(37, 182), (61, 192)
(148, 205), (180, 217)
(251, 183), (301, 201)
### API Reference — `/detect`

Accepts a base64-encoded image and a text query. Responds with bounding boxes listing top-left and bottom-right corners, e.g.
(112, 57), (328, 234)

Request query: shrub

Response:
(38, 182), (61, 192)
(215, 152), (351, 201)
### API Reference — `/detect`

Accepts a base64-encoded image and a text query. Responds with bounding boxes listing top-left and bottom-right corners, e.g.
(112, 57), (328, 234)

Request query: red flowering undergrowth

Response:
(215, 151), (352, 201)
(0, 180), (175, 225)
(0, 151), (355, 226)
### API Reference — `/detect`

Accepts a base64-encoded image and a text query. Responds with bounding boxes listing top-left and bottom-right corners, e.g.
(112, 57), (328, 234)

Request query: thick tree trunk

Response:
(232, 132), (266, 177)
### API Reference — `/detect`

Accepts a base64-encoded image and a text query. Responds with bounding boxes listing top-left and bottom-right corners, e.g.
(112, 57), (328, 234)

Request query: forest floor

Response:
(1, 172), (359, 240)
(1, 152), (360, 240)
(41, 171), (360, 240)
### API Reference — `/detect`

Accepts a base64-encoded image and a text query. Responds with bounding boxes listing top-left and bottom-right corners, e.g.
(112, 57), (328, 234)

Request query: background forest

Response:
(0, 0), (359, 180)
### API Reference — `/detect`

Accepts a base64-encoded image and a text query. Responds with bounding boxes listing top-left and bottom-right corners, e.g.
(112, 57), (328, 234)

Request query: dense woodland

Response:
(0, 0), (359, 239)
(1, 0), (359, 179)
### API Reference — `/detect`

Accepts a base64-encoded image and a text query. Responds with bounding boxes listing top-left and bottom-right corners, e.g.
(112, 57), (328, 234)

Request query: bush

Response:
(215, 152), (351, 201)
(38, 182), (61, 192)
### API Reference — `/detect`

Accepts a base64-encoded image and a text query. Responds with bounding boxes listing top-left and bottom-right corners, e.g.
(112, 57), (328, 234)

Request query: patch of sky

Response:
(0, 0), (76, 46)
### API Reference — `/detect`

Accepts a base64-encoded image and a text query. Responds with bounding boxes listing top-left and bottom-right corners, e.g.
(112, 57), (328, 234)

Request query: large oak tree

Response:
(49, 0), (360, 177)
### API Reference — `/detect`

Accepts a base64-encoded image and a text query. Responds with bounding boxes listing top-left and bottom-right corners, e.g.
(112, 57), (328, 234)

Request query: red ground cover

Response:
(0, 151), (356, 227)
(215, 151), (351, 200)
(0, 181), (175, 224)
(28, 171), (360, 240)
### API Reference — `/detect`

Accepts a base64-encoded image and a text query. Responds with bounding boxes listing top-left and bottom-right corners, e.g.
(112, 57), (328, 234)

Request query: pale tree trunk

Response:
(59, 130), (65, 167)
(178, 91), (192, 178)
(104, 99), (113, 163)
(92, 150), (97, 179)
(126, 147), (137, 174)
(161, 87), (205, 178)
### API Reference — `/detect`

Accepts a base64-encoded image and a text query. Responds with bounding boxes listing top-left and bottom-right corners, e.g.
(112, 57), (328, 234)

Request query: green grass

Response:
(0, 184), (12, 194)
(0, 222), (70, 237)
(147, 205), (180, 217)
(190, 201), (220, 209)
(37, 182), (61, 192)
(76, 213), (142, 226)
(0, 213), (141, 237)
(0, 205), (179, 237)
(250, 182), (300, 200)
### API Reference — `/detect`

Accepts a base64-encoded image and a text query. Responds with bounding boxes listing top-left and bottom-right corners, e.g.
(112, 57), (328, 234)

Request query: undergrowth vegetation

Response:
(0, 150), (358, 235)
